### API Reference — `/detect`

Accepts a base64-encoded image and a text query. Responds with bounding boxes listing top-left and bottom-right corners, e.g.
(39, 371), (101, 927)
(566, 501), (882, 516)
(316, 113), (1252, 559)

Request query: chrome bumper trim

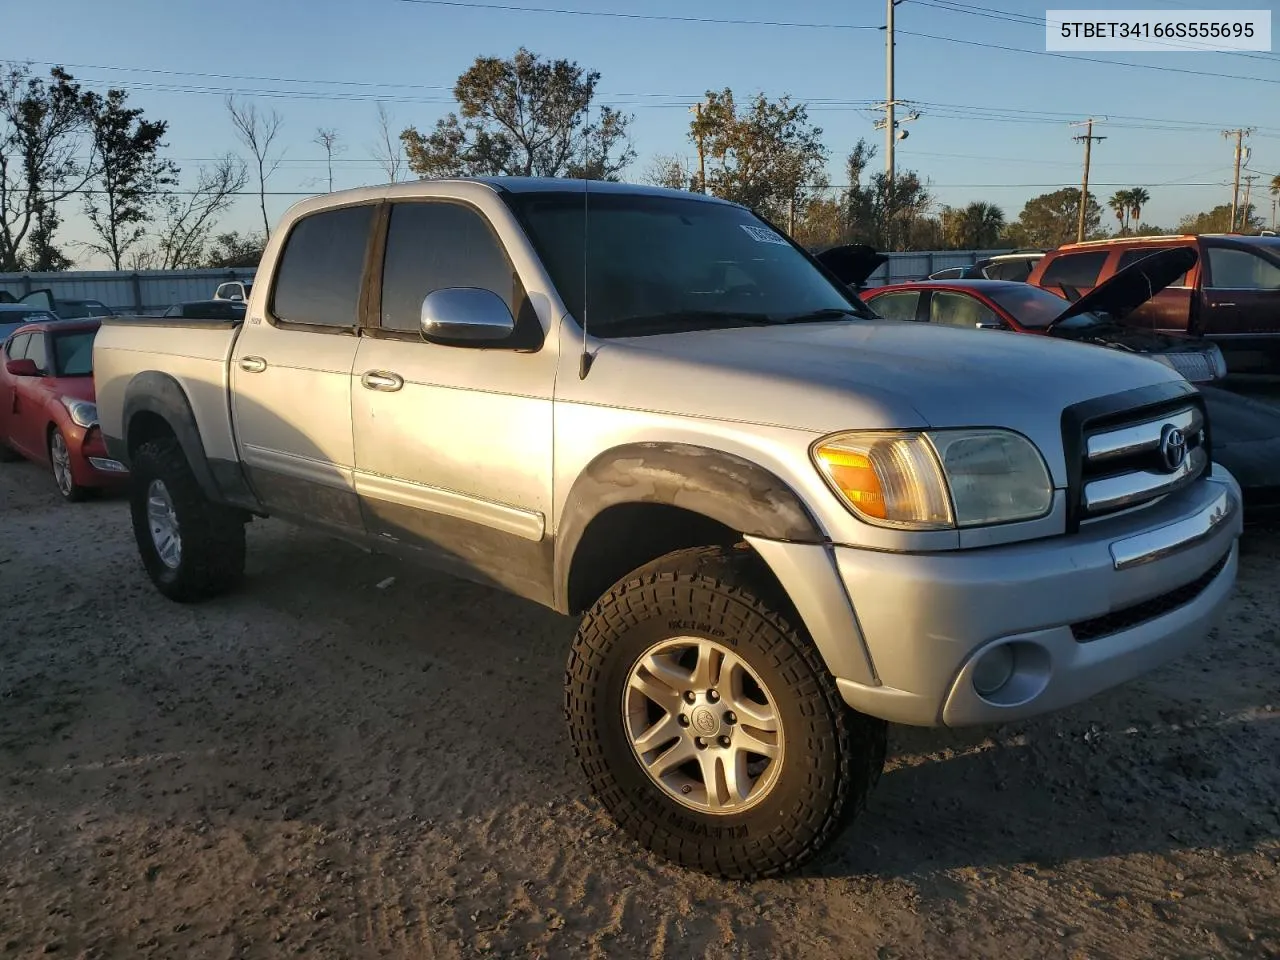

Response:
(1109, 482), (1237, 571)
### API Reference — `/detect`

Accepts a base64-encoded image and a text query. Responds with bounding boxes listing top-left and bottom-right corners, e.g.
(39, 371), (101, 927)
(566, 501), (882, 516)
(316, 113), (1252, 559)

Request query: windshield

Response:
(52, 330), (95, 376)
(986, 284), (1104, 330)
(505, 191), (869, 337)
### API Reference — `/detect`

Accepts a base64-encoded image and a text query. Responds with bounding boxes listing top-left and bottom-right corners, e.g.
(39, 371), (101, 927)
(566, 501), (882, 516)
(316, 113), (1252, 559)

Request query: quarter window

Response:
(1039, 251), (1108, 290)
(1206, 247), (1280, 290)
(271, 205), (375, 327)
(24, 333), (48, 373)
(379, 201), (520, 332)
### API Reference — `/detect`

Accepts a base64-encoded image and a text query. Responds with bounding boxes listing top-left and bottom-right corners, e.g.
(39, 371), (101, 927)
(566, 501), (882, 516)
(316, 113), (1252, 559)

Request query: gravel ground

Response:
(1, 457), (1278, 960)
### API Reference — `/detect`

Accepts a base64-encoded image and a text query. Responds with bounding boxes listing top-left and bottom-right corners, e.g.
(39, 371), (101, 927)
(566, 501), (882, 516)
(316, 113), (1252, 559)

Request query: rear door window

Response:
(1039, 251), (1108, 290)
(928, 292), (998, 328)
(270, 204), (376, 327)
(870, 291), (921, 321)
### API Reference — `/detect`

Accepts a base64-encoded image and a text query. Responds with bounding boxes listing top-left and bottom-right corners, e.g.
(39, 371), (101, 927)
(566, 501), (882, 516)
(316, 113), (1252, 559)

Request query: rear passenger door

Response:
(230, 202), (377, 534)
(349, 199), (556, 603)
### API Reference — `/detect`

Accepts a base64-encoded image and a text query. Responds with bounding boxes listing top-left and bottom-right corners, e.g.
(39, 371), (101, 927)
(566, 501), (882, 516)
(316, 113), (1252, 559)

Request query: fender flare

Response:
(121, 371), (221, 500)
(553, 441), (825, 610)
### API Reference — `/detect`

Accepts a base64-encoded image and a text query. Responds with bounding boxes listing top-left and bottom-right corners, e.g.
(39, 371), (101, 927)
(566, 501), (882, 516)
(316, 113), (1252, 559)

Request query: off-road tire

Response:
(565, 543), (886, 880)
(129, 437), (246, 603)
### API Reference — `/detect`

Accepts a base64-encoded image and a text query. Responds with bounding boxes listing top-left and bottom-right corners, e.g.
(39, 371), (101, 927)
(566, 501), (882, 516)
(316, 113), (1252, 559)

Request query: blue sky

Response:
(5, 0), (1280, 265)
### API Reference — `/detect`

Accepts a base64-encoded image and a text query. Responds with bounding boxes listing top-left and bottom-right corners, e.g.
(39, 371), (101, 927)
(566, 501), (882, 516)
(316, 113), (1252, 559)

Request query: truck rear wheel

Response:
(128, 438), (246, 603)
(564, 544), (886, 880)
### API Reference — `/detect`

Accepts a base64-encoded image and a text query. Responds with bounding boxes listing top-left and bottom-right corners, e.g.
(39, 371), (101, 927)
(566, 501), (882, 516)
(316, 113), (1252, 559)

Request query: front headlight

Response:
(812, 429), (1054, 530)
(60, 396), (98, 428)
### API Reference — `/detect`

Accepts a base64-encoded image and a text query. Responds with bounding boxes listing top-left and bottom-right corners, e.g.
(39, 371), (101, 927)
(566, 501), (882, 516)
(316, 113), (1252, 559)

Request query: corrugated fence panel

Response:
(1, 251), (1009, 312)
(0, 269), (257, 314)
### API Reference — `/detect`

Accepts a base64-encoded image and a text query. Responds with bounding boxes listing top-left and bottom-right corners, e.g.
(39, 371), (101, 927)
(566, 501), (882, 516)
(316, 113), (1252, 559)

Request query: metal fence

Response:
(0, 250), (1010, 315)
(0, 268), (258, 315)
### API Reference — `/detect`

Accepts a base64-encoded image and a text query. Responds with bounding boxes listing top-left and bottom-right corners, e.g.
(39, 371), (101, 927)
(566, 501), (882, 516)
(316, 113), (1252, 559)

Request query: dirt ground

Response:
(1, 461), (1278, 960)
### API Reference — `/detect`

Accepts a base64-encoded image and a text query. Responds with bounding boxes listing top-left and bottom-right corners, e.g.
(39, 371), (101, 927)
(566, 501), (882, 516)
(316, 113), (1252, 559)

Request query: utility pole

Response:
(1223, 127), (1254, 231)
(885, 0), (896, 183)
(1071, 119), (1106, 242)
(1242, 173), (1259, 232)
(690, 102), (707, 194)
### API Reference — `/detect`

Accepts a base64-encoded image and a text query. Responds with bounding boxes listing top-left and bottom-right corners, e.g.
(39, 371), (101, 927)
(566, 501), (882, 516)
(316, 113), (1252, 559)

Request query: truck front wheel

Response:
(565, 544), (886, 879)
(128, 438), (246, 602)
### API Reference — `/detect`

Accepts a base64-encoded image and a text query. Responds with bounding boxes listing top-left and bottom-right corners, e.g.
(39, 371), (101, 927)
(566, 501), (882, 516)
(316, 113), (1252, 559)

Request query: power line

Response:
(385, 0), (1280, 84)
(907, 0), (1280, 62)
(395, 0), (880, 29)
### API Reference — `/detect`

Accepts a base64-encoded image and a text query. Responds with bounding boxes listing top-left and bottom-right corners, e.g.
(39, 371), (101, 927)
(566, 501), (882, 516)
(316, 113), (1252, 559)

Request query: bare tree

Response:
(226, 96), (283, 238)
(371, 102), (404, 183)
(152, 155), (248, 269)
(0, 64), (96, 271)
(313, 127), (343, 193)
(641, 154), (695, 191)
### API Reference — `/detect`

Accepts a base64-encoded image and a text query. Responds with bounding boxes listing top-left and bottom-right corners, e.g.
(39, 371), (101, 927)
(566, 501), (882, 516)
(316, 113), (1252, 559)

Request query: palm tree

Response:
(1128, 187), (1150, 229)
(960, 201), (1006, 248)
(1109, 190), (1132, 233)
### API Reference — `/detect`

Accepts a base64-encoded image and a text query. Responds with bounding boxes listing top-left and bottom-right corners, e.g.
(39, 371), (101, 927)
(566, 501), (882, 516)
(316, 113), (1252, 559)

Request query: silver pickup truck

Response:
(94, 178), (1242, 879)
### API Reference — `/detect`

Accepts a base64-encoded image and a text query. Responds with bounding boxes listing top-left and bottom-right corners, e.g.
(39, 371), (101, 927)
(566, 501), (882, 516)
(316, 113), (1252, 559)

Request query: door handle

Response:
(239, 356), (267, 373)
(361, 370), (404, 392)
(1213, 302), (1236, 308)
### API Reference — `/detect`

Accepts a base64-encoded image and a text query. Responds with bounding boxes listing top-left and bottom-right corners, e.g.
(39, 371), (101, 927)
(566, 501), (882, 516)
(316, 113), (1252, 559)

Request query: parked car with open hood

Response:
(1028, 234), (1280, 372)
(94, 177), (1241, 880)
(858, 246), (1227, 384)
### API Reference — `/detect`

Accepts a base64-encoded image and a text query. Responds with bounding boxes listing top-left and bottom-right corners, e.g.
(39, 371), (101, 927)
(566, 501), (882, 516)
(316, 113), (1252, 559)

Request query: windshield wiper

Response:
(770, 307), (865, 323)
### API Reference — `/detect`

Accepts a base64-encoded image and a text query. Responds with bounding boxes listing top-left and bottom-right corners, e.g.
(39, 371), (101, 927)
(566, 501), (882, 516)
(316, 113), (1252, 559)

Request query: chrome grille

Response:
(1078, 402), (1208, 519)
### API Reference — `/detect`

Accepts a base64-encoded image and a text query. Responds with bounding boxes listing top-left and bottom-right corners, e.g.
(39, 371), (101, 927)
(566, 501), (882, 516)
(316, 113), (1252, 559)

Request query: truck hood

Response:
(572, 320), (1185, 486)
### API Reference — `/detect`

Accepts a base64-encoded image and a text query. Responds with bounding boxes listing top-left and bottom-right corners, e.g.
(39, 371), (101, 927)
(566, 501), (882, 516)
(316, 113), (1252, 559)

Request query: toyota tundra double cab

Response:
(92, 178), (1242, 879)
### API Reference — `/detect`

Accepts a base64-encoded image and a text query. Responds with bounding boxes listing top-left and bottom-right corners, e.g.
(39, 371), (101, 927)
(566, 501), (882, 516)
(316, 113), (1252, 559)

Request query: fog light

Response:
(972, 644), (1015, 697)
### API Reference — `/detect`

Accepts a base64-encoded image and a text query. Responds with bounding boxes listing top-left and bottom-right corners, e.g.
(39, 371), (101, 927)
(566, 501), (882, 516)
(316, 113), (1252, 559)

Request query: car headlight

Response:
(60, 396), (98, 428)
(812, 429), (1054, 529)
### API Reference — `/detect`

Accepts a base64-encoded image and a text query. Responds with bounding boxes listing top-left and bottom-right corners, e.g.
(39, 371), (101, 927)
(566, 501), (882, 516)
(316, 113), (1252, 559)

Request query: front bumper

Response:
(751, 469), (1241, 728)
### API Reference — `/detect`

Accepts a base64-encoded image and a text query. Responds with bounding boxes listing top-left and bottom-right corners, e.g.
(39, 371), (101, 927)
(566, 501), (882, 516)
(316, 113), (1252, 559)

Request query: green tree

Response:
(21, 201), (73, 271)
(941, 201), (1006, 249)
(691, 88), (828, 228)
(1009, 188), (1102, 248)
(402, 48), (634, 181)
(203, 230), (265, 268)
(1177, 203), (1261, 234)
(1128, 187), (1150, 225)
(1108, 189), (1133, 233)
(0, 64), (95, 271)
(839, 140), (934, 251)
(82, 89), (177, 269)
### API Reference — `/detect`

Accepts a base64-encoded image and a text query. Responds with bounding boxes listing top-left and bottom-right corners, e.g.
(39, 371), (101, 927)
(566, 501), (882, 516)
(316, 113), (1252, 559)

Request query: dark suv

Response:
(1028, 235), (1280, 372)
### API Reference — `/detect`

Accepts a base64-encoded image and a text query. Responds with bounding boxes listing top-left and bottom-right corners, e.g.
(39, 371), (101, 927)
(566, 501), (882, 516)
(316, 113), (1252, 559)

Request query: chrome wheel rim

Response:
(50, 432), (74, 496)
(623, 636), (784, 814)
(146, 479), (182, 569)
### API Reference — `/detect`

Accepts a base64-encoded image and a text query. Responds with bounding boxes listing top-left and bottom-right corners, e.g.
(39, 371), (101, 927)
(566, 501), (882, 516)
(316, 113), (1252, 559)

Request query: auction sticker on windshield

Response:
(740, 224), (789, 245)
(1047, 9), (1271, 51)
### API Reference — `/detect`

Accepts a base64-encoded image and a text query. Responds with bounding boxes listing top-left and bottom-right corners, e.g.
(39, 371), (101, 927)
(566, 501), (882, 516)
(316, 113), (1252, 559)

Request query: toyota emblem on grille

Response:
(1159, 424), (1187, 472)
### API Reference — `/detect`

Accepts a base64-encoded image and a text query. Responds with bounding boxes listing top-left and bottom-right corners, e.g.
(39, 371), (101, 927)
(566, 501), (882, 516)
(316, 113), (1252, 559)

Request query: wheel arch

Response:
(555, 442), (825, 615)
(122, 372), (221, 501)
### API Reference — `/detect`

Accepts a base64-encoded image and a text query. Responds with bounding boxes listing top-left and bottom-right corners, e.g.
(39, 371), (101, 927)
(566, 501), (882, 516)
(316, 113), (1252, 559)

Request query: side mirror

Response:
(5, 358), (39, 377)
(421, 288), (515, 343)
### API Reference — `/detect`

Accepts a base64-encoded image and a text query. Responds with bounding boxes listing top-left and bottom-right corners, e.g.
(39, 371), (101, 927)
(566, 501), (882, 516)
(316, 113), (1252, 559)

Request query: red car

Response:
(856, 246), (1228, 385)
(0, 318), (129, 501)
